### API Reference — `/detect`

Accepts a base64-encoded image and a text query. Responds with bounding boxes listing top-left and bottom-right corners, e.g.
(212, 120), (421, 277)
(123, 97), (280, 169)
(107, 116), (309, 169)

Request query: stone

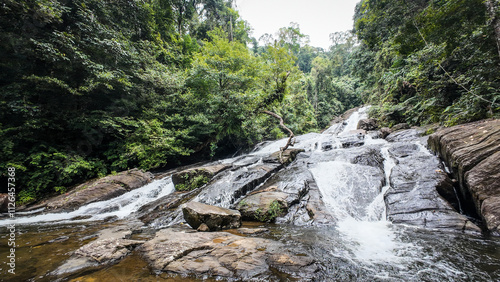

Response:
(237, 191), (289, 222)
(182, 201), (241, 231)
(0, 193), (9, 213)
(428, 119), (500, 234)
(379, 127), (392, 139)
(392, 123), (410, 131)
(357, 118), (378, 131)
(338, 130), (366, 148)
(139, 227), (318, 280)
(43, 169), (153, 211)
(171, 164), (231, 191)
(385, 143), (481, 234)
(197, 223), (210, 232)
(263, 148), (305, 164)
(386, 129), (423, 142)
(53, 221), (145, 275)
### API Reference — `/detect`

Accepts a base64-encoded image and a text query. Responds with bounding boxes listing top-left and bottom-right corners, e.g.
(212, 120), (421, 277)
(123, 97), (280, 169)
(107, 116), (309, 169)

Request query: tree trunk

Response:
(262, 110), (295, 155)
(486, 0), (500, 59)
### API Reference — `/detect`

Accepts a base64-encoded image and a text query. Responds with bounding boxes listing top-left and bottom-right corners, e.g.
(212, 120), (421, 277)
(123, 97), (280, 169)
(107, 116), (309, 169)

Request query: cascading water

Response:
(0, 177), (174, 226)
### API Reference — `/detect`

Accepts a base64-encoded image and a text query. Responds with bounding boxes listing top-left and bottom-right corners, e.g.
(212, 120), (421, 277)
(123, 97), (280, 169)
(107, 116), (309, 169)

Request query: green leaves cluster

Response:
(353, 0), (500, 126)
(0, 0), (320, 203)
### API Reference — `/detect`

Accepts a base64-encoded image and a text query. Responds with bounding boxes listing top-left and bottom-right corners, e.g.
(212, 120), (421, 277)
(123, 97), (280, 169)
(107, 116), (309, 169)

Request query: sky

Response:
(235, 0), (361, 50)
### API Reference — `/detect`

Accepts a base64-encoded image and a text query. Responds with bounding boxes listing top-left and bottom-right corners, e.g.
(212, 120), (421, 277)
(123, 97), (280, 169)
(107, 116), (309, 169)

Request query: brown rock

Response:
(182, 201), (241, 231)
(428, 119), (500, 234)
(237, 192), (288, 222)
(379, 127), (392, 139)
(172, 164), (231, 191)
(44, 169), (153, 211)
(139, 227), (318, 280)
(357, 118), (378, 131)
(0, 193), (9, 213)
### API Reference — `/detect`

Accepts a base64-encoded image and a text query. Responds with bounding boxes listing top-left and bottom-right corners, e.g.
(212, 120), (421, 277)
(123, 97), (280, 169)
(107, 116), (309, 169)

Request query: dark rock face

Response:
(139, 227), (318, 280)
(182, 201), (241, 231)
(357, 118), (378, 131)
(380, 127), (392, 139)
(0, 193), (9, 213)
(385, 142), (481, 233)
(428, 119), (500, 234)
(43, 169), (153, 212)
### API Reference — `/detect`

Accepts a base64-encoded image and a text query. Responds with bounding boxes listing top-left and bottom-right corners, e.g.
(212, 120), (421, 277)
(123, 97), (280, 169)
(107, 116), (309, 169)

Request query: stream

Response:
(1, 107), (500, 281)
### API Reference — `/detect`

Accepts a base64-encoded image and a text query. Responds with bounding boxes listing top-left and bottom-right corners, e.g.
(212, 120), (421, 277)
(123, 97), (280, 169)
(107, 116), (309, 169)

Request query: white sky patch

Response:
(235, 0), (361, 50)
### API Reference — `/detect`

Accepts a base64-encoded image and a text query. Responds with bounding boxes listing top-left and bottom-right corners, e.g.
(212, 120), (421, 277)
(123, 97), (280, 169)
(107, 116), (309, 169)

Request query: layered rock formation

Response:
(428, 119), (500, 234)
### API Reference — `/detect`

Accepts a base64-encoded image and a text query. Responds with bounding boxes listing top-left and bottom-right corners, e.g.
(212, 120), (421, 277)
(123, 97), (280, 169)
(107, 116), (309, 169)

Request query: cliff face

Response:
(428, 119), (500, 235)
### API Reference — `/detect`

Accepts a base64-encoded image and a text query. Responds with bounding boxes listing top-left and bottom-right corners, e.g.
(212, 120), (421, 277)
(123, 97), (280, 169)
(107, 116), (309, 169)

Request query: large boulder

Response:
(42, 169), (153, 212)
(357, 118), (378, 131)
(139, 227), (318, 280)
(172, 164), (231, 191)
(237, 191), (289, 222)
(385, 142), (481, 234)
(182, 201), (241, 231)
(428, 119), (500, 234)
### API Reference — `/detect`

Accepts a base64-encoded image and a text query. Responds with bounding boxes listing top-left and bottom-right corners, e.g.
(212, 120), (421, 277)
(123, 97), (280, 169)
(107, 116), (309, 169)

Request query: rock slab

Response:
(139, 227), (318, 280)
(428, 119), (500, 234)
(182, 201), (241, 231)
(44, 169), (153, 211)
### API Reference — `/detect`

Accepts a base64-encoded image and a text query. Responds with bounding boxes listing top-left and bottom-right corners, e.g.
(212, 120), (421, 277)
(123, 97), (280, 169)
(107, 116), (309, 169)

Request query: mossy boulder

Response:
(172, 164), (231, 191)
(237, 191), (289, 222)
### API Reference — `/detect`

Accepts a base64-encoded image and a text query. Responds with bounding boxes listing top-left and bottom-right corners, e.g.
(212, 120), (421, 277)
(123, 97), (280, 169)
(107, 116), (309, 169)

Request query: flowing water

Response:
(1, 107), (500, 281)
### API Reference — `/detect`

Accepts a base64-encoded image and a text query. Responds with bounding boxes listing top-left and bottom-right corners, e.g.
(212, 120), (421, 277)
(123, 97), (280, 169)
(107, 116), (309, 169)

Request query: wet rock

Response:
(388, 143), (420, 158)
(182, 201), (241, 231)
(351, 147), (385, 170)
(53, 221), (145, 276)
(357, 118), (378, 131)
(379, 127), (392, 139)
(385, 146), (481, 234)
(263, 148), (305, 164)
(192, 163), (282, 208)
(465, 151), (500, 234)
(428, 119), (500, 234)
(172, 164), (231, 191)
(139, 227), (318, 280)
(0, 193), (9, 213)
(236, 227), (269, 235)
(237, 191), (288, 222)
(386, 129), (423, 142)
(43, 169), (153, 211)
(338, 130), (366, 148)
(392, 123), (410, 131)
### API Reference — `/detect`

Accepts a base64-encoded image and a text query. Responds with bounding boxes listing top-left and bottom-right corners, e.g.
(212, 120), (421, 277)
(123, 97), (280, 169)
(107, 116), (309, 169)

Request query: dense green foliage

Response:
(0, 0), (329, 203)
(353, 0), (500, 126)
